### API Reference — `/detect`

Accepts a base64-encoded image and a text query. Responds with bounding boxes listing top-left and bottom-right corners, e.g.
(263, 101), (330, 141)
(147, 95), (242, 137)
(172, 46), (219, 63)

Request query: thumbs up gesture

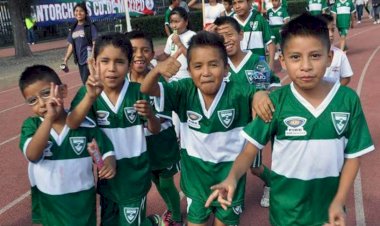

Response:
(154, 49), (182, 79)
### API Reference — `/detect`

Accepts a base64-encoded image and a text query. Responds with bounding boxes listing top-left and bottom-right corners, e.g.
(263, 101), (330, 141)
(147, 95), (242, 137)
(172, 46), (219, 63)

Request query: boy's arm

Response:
(165, 24), (171, 37)
(340, 77), (351, 86)
(63, 44), (73, 66)
(134, 100), (161, 134)
(328, 158), (360, 226)
(252, 91), (275, 122)
(267, 42), (276, 70)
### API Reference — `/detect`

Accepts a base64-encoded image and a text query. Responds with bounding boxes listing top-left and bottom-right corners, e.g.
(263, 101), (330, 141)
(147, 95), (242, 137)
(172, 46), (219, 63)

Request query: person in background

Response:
(223, 0), (235, 16)
(356, 0), (365, 23)
(165, 0), (181, 37)
(372, 0), (380, 24)
(25, 15), (37, 45)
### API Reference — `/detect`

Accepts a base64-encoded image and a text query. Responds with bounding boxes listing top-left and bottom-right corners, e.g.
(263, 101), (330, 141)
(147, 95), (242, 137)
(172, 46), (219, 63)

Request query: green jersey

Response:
(308, 0), (328, 15)
(242, 82), (374, 226)
(165, 6), (172, 28)
(71, 81), (151, 203)
(267, 6), (289, 27)
(233, 10), (273, 56)
(227, 51), (281, 90)
(154, 79), (255, 206)
(331, 0), (356, 29)
(19, 116), (114, 225)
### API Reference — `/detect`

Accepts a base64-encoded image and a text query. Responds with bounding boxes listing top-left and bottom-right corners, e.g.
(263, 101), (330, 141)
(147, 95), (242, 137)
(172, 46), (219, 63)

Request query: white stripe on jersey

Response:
(102, 125), (146, 160)
(180, 123), (245, 163)
(309, 3), (322, 11)
(32, 157), (94, 195)
(145, 120), (173, 136)
(269, 16), (285, 26)
(242, 31), (264, 50)
(337, 6), (352, 14)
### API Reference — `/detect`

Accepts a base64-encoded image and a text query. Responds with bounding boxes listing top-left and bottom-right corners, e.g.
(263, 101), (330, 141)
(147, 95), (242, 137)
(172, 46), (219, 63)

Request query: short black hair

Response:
(223, 0), (233, 5)
(170, 7), (188, 22)
(94, 32), (133, 64)
(280, 13), (330, 53)
(187, 31), (228, 66)
(317, 13), (334, 24)
(19, 65), (62, 94)
(214, 16), (241, 33)
(125, 30), (154, 51)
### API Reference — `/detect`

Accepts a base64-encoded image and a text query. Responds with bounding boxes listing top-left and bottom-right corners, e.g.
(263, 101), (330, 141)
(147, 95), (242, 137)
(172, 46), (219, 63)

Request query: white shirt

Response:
(324, 46), (353, 83)
(204, 3), (225, 25)
(164, 30), (196, 81)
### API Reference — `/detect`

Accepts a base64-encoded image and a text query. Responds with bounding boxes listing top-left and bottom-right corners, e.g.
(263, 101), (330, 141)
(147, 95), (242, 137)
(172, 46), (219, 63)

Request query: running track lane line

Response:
(353, 45), (380, 226)
(0, 191), (30, 216)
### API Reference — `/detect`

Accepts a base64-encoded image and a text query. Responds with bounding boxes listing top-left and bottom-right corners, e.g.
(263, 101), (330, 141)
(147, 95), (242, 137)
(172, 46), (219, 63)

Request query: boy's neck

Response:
(51, 111), (68, 133)
(237, 11), (250, 22)
(229, 50), (247, 67)
(129, 70), (148, 84)
(293, 81), (335, 108)
(201, 93), (217, 110)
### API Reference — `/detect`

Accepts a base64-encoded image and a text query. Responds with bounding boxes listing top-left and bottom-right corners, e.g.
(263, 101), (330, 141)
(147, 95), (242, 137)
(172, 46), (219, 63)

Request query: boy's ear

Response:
(59, 84), (68, 98)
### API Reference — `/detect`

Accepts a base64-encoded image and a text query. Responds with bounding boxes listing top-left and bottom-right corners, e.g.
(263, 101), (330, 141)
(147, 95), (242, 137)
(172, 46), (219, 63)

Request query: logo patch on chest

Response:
(69, 137), (87, 155)
(250, 21), (258, 31)
(187, 111), (202, 129)
(123, 207), (139, 224)
(232, 205), (243, 215)
(284, 117), (307, 136)
(124, 107), (137, 124)
(44, 141), (53, 157)
(96, 111), (110, 126)
(218, 109), (235, 128)
(331, 112), (350, 135)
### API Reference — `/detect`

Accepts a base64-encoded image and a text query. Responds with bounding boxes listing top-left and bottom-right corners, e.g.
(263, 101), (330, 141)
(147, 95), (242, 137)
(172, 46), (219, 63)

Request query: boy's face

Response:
(96, 45), (129, 91)
(130, 38), (154, 75)
(223, 1), (232, 11)
(22, 80), (66, 118)
(272, 0), (280, 8)
(188, 46), (228, 97)
(217, 23), (243, 57)
(280, 36), (331, 92)
(327, 21), (335, 44)
(233, 0), (251, 18)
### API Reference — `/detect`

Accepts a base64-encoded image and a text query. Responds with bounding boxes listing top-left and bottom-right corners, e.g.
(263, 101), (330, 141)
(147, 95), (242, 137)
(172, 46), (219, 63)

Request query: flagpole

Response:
(124, 0), (132, 32)
(202, 0), (205, 28)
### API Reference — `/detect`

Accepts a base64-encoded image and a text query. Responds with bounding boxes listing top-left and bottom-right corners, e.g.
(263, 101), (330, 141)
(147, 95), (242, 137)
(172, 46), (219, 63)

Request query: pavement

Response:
(0, 39), (69, 58)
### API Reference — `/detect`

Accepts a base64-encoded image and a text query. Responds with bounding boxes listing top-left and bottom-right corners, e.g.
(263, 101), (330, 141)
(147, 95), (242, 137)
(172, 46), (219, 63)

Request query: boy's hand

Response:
(325, 200), (346, 226)
(86, 58), (103, 99)
(99, 156), (116, 179)
(134, 100), (155, 119)
(171, 33), (182, 46)
(154, 50), (182, 78)
(205, 177), (237, 210)
(252, 91), (274, 122)
(205, 23), (217, 32)
(45, 83), (63, 122)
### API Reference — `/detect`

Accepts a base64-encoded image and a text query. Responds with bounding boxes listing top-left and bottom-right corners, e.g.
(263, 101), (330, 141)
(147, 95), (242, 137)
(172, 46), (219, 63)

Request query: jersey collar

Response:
(101, 80), (130, 113)
(197, 81), (226, 119)
(228, 51), (252, 73)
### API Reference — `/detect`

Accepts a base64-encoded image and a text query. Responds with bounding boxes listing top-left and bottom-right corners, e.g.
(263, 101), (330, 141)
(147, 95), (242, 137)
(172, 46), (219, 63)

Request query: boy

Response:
(206, 13), (374, 226)
(223, 0), (234, 16)
(141, 31), (256, 226)
(214, 16), (279, 208)
(232, 0), (276, 70)
(331, 0), (356, 51)
(19, 65), (116, 225)
(307, 0), (328, 15)
(67, 33), (161, 226)
(165, 0), (180, 37)
(267, 0), (290, 60)
(319, 13), (353, 85)
(125, 30), (182, 226)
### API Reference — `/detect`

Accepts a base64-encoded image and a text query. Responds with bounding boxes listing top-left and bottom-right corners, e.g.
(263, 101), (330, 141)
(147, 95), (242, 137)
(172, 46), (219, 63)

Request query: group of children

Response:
(19, 2), (374, 226)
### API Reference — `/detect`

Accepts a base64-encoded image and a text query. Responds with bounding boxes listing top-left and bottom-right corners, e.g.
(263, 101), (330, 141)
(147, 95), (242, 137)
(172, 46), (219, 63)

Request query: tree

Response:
(8, 0), (32, 58)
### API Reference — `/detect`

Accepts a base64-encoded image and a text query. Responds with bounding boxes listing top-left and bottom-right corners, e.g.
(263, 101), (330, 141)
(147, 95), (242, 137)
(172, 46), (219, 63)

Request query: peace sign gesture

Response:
(86, 58), (103, 99)
(45, 82), (64, 122)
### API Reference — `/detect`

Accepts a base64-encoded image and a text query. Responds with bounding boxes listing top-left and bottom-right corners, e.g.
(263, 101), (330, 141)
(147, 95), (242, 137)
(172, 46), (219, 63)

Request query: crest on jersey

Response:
(284, 116), (307, 136)
(187, 111), (202, 129)
(43, 141), (53, 157)
(124, 107), (137, 124)
(224, 72), (231, 82)
(250, 21), (258, 31)
(96, 110), (110, 126)
(69, 137), (86, 155)
(245, 70), (255, 85)
(232, 205), (243, 215)
(269, 12), (273, 17)
(123, 207), (139, 224)
(278, 11), (282, 16)
(218, 109), (235, 128)
(331, 112), (350, 135)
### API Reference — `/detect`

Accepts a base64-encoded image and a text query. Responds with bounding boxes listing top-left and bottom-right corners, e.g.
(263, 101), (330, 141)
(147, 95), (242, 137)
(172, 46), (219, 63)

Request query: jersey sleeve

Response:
(283, 8), (290, 20)
(91, 127), (115, 160)
(259, 15), (274, 45)
(351, 2), (356, 13)
(69, 86), (97, 121)
(331, 4), (337, 14)
(165, 9), (170, 25)
(344, 92), (374, 158)
(322, 0), (328, 10)
(164, 36), (172, 55)
(340, 54), (353, 78)
(154, 79), (187, 114)
(19, 118), (39, 157)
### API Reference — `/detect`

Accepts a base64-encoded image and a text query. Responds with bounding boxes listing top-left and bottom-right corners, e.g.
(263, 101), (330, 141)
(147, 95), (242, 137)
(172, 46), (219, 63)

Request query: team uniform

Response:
(71, 81), (152, 226)
(324, 45), (353, 83)
(20, 117), (114, 226)
(233, 10), (273, 56)
(267, 6), (290, 44)
(164, 6), (173, 33)
(308, 0), (328, 15)
(242, 82), (374, 225)
(331, 0), (356, 36)
(154, 78), (255, 224)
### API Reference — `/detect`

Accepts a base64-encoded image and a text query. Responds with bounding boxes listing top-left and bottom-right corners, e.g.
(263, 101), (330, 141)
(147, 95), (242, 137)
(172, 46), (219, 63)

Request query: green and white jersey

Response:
(308, 0), (328, 15)
(233, 10), (273, 56)
(226, 51), (281, 90)
(71, 81), (151, 203)
(331, 0), (356, 28)
(164, 6), (173, 26)
(19, 116), (114, 225)
(154, 79), (255, 205)
(242, 82), (374, 226)
(267, 6), (289, 27)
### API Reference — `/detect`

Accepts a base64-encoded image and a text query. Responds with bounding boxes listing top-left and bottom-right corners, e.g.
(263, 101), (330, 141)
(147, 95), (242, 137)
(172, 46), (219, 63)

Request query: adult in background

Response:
(62, 2), (97, 84)
(356, 0), (365, 23)
(25, 15), (37, 45)
(373, 0), (380, 23)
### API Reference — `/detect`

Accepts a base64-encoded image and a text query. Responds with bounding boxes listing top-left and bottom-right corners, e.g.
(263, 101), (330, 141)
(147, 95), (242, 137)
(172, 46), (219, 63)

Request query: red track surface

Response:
(0, 18), (379, 226)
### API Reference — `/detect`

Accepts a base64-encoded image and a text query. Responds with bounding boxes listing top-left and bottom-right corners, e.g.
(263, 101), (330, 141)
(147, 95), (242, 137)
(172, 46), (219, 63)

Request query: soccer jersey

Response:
(154, 79), (255, 206)
(71, 81), (151, 203)
(267, 6), (289, 27)
(331, 0), (356, 28)
(227, 51), (281, 90)
(242, 82), (374, 225)
(308, 0), (328, 15)
(233, 10), (273, 56)
(324, 46), (353, 83)
(19, 116), (114, 225)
